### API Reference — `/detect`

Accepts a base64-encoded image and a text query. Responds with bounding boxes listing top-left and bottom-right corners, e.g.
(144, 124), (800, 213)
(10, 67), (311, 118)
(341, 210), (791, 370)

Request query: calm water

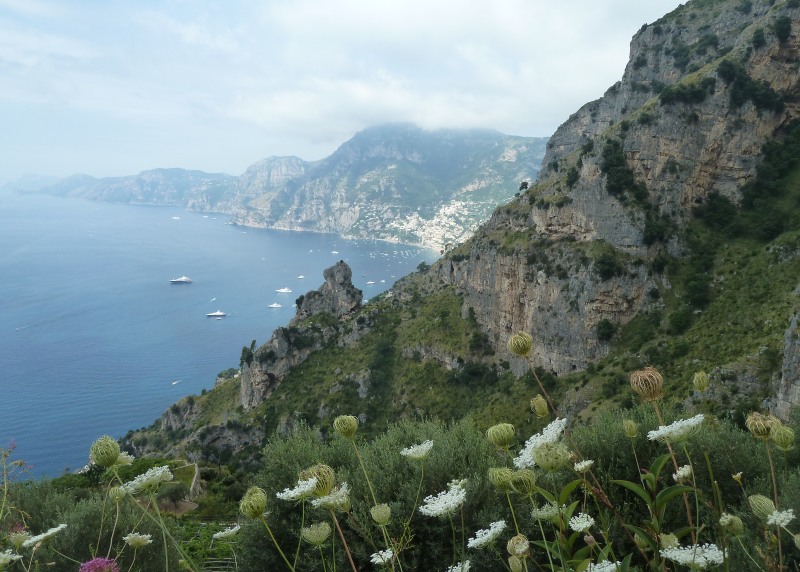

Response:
(0, 193), (437, 477)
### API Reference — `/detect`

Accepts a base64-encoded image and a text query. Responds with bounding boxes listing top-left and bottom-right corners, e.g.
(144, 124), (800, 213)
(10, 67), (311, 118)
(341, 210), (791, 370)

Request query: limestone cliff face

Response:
(239, 261), (362, 410)
(434, 0), (800, 375)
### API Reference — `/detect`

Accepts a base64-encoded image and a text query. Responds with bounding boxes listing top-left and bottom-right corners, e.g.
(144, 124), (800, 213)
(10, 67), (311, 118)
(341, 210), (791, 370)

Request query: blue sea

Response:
(0, 192), (438, 478)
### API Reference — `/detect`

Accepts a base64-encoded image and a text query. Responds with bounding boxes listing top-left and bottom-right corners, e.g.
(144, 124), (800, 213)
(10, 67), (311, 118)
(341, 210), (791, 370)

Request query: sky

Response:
(0, 0), (684, 184)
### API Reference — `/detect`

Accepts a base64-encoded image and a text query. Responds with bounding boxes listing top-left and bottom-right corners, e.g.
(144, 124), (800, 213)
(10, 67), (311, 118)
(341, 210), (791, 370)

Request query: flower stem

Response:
(259, 515), (295, 571)
(764, 444), (783, 571)
(331, 510), (358, 572)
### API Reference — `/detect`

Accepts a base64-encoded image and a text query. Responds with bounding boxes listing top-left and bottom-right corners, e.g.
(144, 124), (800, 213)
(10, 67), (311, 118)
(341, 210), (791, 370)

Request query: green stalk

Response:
(764, 444), (783, 572)
(331, 511), (358, 572)
(351, 441), (378, 506)
(259, 515), (296, 571)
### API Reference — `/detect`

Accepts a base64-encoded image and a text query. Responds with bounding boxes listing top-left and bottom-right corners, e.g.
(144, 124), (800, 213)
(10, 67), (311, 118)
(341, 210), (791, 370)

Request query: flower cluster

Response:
(569, 512), (595, 533)
(513, 418), (568, 469)
(122, 532), (152, 548)
(660, 543), (725, 569)
(400, 440), (433, 460)
(647, 414), (705, 442)
(310, 482), (351, 512)
(212, 525), (240, 540)
(574, 459), (594, 473)
(21, 524), (67, 548)
(767, 508), (795, 528)
(673, 464), (692, 483)
(467, 520), (507, 549)
(276, 477), (318, 501)
(370, 548), (394, 565)
(446, 560), (471, 572)
(0, 549), (23, 567)
(119, 465), (173, 495)
(418, 479), (467, 517)
(587, 562), (622, 572)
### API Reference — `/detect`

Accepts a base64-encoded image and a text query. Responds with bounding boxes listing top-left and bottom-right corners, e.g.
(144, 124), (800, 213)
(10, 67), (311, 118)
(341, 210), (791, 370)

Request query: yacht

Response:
(366, 280), (375, 285)
(297, 275), (305, 279)
(206, 310), (226, 317)
(170, 276), (193, 284)
(268, 303), (282, 308)
(276, 287), (292, 293)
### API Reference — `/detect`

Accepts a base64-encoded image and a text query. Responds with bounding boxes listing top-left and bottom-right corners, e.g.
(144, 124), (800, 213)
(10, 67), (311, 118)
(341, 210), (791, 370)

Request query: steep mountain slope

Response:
(123, 0), (800, 464)
(23, 125), (547, 250)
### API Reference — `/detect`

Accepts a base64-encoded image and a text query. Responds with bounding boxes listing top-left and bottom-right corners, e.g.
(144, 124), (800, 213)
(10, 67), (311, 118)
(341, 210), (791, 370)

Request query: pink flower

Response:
(79, 557), (121, 572)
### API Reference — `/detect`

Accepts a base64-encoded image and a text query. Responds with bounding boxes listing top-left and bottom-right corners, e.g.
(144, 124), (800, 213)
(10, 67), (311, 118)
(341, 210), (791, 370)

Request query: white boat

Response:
(206, 310), (226, 317)
(276, 287), (292, 293)
(366, 280), (375, 285)
(297, 275), (305, 279)
(170, 276), (193, 284)
(268, 303), (282, 308)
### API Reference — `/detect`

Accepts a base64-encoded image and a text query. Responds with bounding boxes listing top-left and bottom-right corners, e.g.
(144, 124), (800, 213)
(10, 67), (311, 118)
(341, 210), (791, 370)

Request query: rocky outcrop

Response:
(773, 313), (800, 420)
(239, 261), (363, 410)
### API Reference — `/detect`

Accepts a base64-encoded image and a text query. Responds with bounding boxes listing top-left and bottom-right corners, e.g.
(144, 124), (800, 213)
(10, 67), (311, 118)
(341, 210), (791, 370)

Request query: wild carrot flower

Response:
(507, 332), (533, 357)
(574, 459), (594, 473)
(212, 525), (240, 540)
(418, 479), (467, 517)
(771, 424), (795, 452)
(673, 464), (692, 483)
(240, 486), (268, 518)
(7, 530), (30, 550)
(119, 465), (173, 495)
(122, 532), (152, 548)
(467, 520), (507, 549)
(446, 560), (471, 572)
(79, 557), (120, 572)
(660, 543), (725, 569)
(569, 512), (595, 532)
(514, 417), (567, 469)
(0, 549), (23, 567)
(21, 524), (67, 548)
(647, 414), (704, 442)
(486, 423), (516, 449)
(400, 440), (433, 460)
(531, 502), (564, 523)
(507, 534), (530, 557)
(310, 482), (351, 512)
(370, 548), (394, 565)
(89, 435), (120, 468)
(370, 503), (391, 525)
(333, 415), (359, 439)
(276, 477), (318, 501)
(301, 522), (331, 546)
(719, 513), (744, 536)
(767, 509), (795, 528)
(629, 366), (664, 402)
(588, 562), (622, 572)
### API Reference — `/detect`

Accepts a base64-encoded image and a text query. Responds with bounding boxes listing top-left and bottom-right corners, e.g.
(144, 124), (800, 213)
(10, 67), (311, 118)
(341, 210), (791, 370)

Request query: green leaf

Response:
(649, 453), (673, 480)
(611, 478), (652, 506)
(558, 478), (584, 504)
(655, 484), (693, 513)
(624, 524), (658, 552)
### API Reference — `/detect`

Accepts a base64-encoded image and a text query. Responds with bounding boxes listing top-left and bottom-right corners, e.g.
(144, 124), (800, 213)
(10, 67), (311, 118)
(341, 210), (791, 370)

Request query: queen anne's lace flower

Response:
(119, 466), (173, 495)
(419, 479), (467, 517)
(531, 502), (564, 521)
(588, 562), (621, 572)
(400, 440), (433, 460)
(0, 549), (23, 567)
(212, 525), (240, 540)
(514, 418), (568, 469)
(569, 512), (595, 532)
(647, 414), (705, 442)
(673, 464), (693, 483)
(574, 460), (594, 473)
(122, 532), (152, 548)
(767, 509), (795, 528)
(660, 543), (725, 569)
(22, 524), (67, 548)
(467, 520), (507, 549)
(310, 482), (351, 512)
(370, 548), (394, 565)
(446, 560), (471, 572)
(276, 477), (318, 501)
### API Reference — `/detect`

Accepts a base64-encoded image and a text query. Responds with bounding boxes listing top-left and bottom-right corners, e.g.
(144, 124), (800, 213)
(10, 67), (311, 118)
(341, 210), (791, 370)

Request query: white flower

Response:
(467, 520), (507, 549)
(446, 560), (471, 572)
(120, 465), (173, 495)
(647, 414), (705, 442)
(673, 464), (693, 483)
(370, 548), (394, 565)
(660, 543), (725, 569)
(767, 509), (795, 528)
(588, 562), (621, 572)
(419, 479), (467, 517)
(574, 459), (594, 473)
(22, 524), (67, 548)
(514, 418), (567, 469)
(114, 452), (135, 466)
(311, 482), (350, 511)
(400, 440), (433, 460)
(532, 502), (564, 521)
(122, 532), (153, 548)
(276, 477), (318, 501)
(569, 512), (595, 532)
(212, 525), (240, 540)
(0, 549), (23, 566)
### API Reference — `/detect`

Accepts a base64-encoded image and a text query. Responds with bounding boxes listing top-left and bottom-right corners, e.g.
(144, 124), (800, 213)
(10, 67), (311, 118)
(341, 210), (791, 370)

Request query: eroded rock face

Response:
(773, 313), (800, 421)
(239, 261), (363, 410)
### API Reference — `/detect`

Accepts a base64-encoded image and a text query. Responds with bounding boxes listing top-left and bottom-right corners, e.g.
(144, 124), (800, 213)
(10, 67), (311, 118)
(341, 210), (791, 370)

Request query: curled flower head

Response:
(508, 555), (523, 572)
(534, 441), (571, 472)
(486, 423), (515, 450)
(748, 494), (776, 520)
(89, 436), (120, 468)
(647, 414), (705, 443)
(333, 415), (358, 439)
(122, 532), (152, 549)
(509, 469), (537, 496)
(488, 467), (514, 492)
(370, 503), (391, 525)
(508, 332), (533, 357)
(108, 487), (125, 504)
(531, 502), (564, 524)
(212, 525), (240, 540)
(299, 464), (335, 497)
(301, 522), (331, 546)
(771, 424), (795, 452)
(745, 412), (781, 440)
(569, 512), (595, 533)
(240, 486), (268, 519)
(719, 513), (744, 536)
(114, 452), (134, 467)
(530, 394), (549, 418)
(630, 366), (664, 402)
(507, 534), (530, 557)
(514, 417), (568, 469)
(7, 530), (31, 550)
(400, 440), (433, 461)
(467, 520), (507, 549)
(623, 419), (639, 439)
(692, 371), (710, 393)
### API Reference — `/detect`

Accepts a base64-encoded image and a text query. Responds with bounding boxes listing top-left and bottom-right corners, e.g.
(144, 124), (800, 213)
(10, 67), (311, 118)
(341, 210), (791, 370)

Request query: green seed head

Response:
(507, 534), (530, 557)
(719, 513), (744, 537)
(510, 469), (537, 496)
(508, 556), (523, 572)
(89, 435), (120, 468)
(486, 423), (516, 450)
(301, 522), (331, 546)
(370, 503), (392, 526)
(507, 332), (533, 357)
(240, 486), (268, 519)
(771, 424), (795, 452)
(629, 367), (664, 403)
(623, 419), (638, 439)
(748, 494), (776, 520)
(530, 395), (549, 418)
(746, 412), (780, 439)
(300, 464), (336, 497)
(535, 442), (571, 472)
(692, 371), (710, 393)
(488, 467), (515, 492)
(333, 415), (359, 439)
(659, 533), (679, 549)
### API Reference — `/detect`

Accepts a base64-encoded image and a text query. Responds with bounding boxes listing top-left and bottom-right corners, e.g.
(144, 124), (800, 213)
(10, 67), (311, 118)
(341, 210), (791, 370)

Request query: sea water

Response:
(0, 192), (438, 477)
